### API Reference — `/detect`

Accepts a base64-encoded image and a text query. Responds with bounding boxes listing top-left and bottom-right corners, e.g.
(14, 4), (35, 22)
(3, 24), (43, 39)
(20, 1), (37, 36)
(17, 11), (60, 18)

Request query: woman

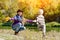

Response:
(5, 9), (33, 35)
(10, 10), (26, 35)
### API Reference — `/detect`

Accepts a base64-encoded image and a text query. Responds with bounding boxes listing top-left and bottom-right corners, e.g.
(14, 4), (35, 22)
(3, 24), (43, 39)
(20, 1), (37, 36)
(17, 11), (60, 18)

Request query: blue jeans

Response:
(12, 23), (25, 32)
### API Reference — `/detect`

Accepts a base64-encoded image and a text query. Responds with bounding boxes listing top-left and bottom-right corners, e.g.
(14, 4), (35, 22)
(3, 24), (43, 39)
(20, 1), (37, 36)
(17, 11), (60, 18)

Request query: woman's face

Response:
(17, 12), (23, 16)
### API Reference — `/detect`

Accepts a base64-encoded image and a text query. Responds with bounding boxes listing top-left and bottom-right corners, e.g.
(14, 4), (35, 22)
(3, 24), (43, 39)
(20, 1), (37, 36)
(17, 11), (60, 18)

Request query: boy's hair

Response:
(39, 9), (44, 15)
(17, 9), (23, 13)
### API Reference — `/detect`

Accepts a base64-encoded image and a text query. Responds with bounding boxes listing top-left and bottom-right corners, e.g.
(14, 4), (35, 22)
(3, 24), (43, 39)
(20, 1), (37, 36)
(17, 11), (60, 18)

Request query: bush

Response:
(2, 21), (12, 26)
(46, 22), (60, 32)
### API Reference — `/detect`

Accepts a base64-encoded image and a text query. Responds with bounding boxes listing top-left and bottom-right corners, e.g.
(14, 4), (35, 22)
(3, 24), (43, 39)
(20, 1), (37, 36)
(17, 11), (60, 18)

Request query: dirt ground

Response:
(0, 29), (60, 40)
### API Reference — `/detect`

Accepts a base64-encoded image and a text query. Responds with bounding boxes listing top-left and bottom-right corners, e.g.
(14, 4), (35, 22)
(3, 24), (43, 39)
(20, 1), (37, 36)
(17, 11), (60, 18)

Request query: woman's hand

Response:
(5, 17), (11, 22)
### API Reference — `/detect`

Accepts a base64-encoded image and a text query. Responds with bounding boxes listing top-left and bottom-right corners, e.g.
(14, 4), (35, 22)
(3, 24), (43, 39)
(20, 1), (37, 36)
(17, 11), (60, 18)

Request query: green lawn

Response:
(0, 22), (60, 32)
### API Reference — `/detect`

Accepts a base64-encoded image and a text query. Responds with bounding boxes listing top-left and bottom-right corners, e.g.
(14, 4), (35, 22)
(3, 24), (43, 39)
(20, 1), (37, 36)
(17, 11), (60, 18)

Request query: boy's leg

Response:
(37, 23), (40, 30)
(38, 24), (46, 36)
(42, 25), (46, 37)
(37, 23), (43, 31)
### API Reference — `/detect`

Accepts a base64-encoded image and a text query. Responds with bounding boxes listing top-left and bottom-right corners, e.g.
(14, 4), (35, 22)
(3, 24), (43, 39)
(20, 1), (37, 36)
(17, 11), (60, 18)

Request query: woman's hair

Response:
(17, 9), (23, 13)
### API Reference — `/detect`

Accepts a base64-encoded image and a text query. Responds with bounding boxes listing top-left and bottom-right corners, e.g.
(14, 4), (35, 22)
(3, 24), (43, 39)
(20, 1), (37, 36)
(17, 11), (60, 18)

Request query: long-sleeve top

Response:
(10, 15), (33, 25)
(10, 15), (23, 25)
(37, 15), (45, 25)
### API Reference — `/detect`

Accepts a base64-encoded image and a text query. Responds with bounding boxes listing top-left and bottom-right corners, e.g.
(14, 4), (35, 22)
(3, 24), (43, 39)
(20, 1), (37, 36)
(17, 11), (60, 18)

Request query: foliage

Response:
(0, 0), (60, 22)
(46, 22), (60, 32)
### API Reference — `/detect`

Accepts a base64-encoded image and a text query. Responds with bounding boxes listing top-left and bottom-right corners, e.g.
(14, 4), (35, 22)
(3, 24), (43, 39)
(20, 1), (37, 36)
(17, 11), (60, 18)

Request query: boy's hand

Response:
(33, 20), (37, 22)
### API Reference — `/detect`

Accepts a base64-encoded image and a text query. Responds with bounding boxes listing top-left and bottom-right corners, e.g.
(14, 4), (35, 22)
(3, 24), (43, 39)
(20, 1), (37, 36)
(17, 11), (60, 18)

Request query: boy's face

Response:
(17, 12), (23, 16)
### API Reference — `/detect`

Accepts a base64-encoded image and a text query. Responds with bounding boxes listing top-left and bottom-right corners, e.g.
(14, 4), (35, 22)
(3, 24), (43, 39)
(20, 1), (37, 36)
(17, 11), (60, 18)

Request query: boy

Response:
(37, 9), (46, 36)
(33, 9), (46, 36)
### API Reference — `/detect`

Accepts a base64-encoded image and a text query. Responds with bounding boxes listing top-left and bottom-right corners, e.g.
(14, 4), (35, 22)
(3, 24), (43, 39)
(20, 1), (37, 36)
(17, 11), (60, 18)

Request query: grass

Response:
(0, 22), (60, 40)
(46, 22), (60, 32)
(0, 26), (11, 29)
(0, 22), (60, 32)
(0, 29), (60, 40)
